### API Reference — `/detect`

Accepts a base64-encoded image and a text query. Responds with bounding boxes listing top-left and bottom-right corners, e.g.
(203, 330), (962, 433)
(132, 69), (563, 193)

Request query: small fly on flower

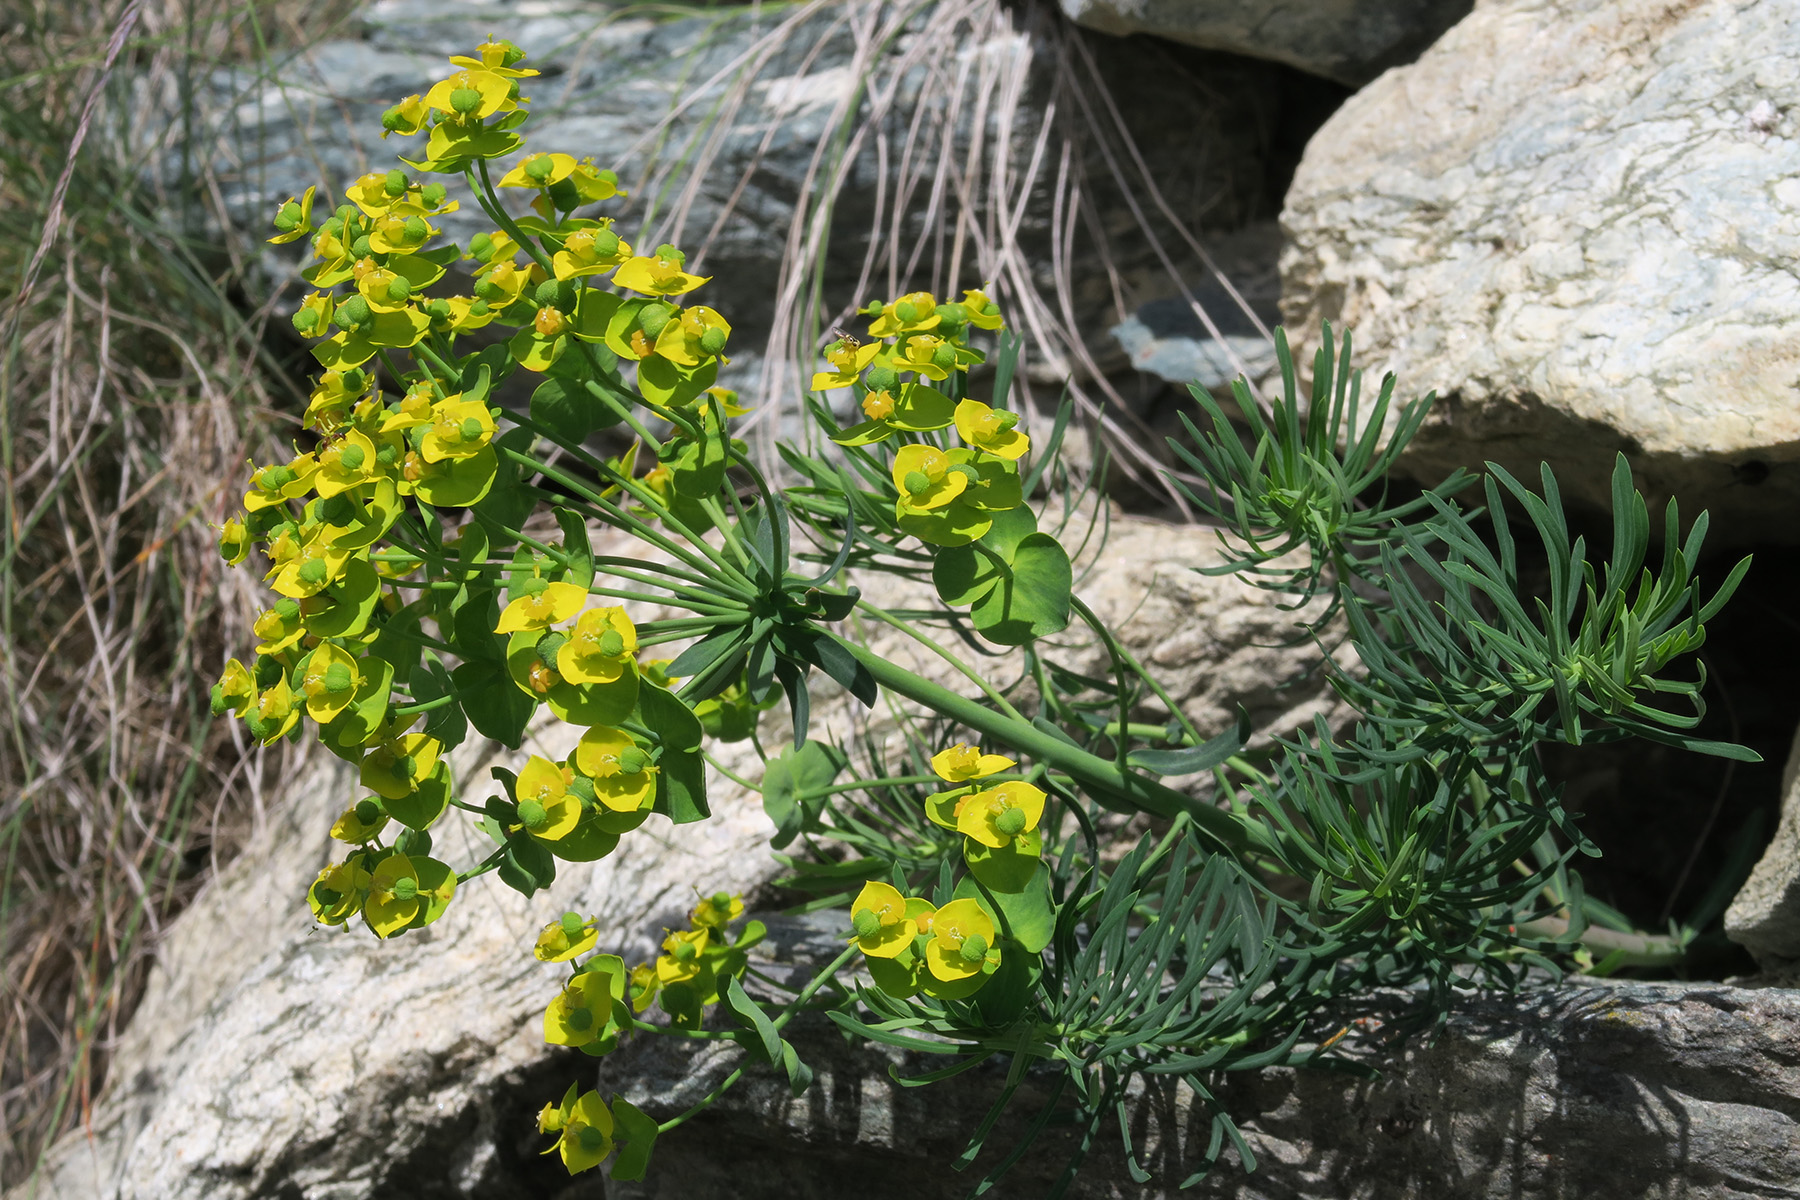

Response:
(830, 326), (861, 352)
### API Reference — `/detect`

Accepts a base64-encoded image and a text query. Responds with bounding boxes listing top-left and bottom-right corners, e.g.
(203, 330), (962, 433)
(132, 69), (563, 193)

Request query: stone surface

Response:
(1279, 0), (1800, 542)
(1727, 722), (1800, 967)
(14, 515), (1349, 1200)
(1058, 0), (1474, 85)
(612, 973), (1800, 1200)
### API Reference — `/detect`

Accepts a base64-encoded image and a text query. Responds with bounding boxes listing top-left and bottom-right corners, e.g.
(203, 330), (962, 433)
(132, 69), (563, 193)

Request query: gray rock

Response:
(1278, 0), (1800, 542)
(607, 976), (1800, 1200)
(13, 515), (1348, 1200)
(1728, 723), (1800, 967)
(1057, 0), (1474, 85)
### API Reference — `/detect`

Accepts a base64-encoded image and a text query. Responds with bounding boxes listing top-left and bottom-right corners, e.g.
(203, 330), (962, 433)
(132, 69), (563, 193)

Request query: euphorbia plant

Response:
(215, 39), (1754, 1194)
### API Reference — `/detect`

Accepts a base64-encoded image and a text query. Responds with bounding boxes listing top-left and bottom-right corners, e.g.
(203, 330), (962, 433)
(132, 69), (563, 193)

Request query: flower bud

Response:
(385, 277), (412, 303)
(403, 215), (429, 242)
(638, 303), (672, 339)
(560, 912), (587, 937)
(351, 235), (373, 258)
(340, 300), (376, 332)
(422, 182), (447, 206)
(865, 365), (899, 392)
(564, 1006), (594, 1031)
(468, 232), (493, 259)
(903, 470), (931, 495)
(958, 933), (988, 964)
(616, 746), (650, 775)
(852, 908), (881, 938)
(517, 799), (548, 829)
(389, 876), (419, 901)
(994, 807), (1027, 836)
(450, 87), (482, 114)
(354, 798), (384, 826)
(337, 444), (367, 471)
(384, 169), (409, 197)
(698, 327), (727, 356)
(597, 629), (625, 657)
(593, 229), (620, 257)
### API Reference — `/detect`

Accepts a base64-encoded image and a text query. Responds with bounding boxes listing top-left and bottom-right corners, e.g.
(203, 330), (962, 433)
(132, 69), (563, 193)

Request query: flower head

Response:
(514, 755), (582, 841)
(954, 398), (1029, 461)
(924, 898), (1001, 984)
(891, 444), (966, 512)
(931, 743), (1016, 783)
(573, 726), (656, 812)
(535, 911), (599, 962)
(847, 881), (916, 959)
(689, 891), (743, 930)
(548, 1089), (615, 1174)
(956, 780), (1047, 849)
(612, 244), (708, 297)
(557, 606), (637, 685)
(495, 578), (587, 633)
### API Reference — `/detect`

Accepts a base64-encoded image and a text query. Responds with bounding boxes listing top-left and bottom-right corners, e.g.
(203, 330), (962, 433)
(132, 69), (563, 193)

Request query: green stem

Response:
(832, 635), (1268, 856)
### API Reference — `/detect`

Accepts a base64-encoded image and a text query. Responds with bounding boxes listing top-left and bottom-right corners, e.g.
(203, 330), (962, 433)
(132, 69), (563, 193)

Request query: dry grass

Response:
(0, 0), (1269, 1185)
(0, 0), (356, 1183)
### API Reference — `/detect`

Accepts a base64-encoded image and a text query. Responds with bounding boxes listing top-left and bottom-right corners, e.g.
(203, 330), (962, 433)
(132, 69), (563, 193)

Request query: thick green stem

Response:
(830, 635), (1269, 856)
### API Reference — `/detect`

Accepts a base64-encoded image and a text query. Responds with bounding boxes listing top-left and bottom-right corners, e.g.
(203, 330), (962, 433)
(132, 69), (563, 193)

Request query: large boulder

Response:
(1279, 0), (1800, 542)
(1727, 723), (1800, 969)
(1058, 0), (1474, 86)
(14, 515), (1348, 1199)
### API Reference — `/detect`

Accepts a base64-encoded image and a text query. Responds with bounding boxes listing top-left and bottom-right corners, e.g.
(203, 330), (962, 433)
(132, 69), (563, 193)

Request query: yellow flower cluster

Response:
(924, 743), (1046, 859)
(809, 289), (1025, 546)
(534, 890), (757, 1059)
(848, 882), (1002, 1000)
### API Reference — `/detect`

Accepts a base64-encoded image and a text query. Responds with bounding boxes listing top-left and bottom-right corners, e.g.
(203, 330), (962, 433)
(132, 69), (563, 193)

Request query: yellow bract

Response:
(308, 853), (370, 925)
(495, 581), (587, 633)
(420, 398), (496, 462)
(924, 898), (1000, 983)
(892, 444), (966, 512)
(654, 927), (709, 985)
(931, 743), (1016, 783)
(543, 971), (611, 1047)
(423, 68), (517, 120)
(866, 290), (940, 338)
(808, 339), (880, 391)
(300, 643), (362, 723)
(956, 780), (1047, 849)
(499, 151), (577, 189)
(212, 658), (257, 718)
(360, 733), (442, 800)
(329, 799), (388, 843)
(553, 1090), (615, 1174)
(514, 755), (582, 841)
(557, 606), (637, 685)
(573, 726), (656, 812)
(689, 891), (743, 930)
(848, 881), (916, 959)
(954, 398), (1029, 461)
(364, 852), (423, 938)
(534, 913), (599, 962)
(612, 252), (709, 297)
